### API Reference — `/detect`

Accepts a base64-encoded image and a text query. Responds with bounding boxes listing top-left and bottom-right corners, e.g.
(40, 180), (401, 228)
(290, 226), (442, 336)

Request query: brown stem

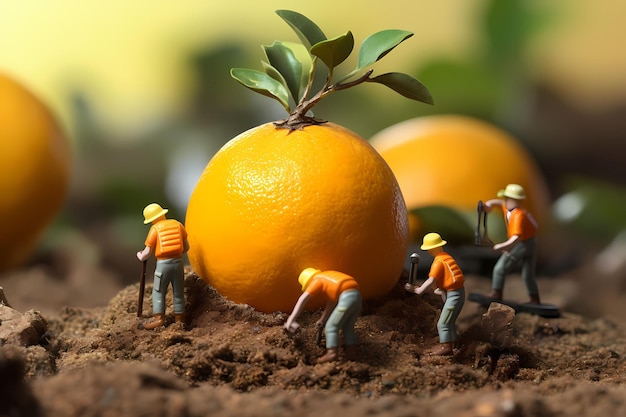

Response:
(274, 69), (374, 132)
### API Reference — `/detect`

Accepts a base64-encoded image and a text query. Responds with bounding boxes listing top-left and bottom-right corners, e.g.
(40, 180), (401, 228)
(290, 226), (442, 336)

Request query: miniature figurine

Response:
(137, 203), (189, 330)
(405, 233), (465, 356)
(284, 268), (362, 363)
(482, 184), (541, 305)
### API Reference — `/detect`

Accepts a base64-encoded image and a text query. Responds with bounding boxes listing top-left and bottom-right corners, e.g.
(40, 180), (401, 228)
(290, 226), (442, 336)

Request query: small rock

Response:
(0, 286), (11, 307)
(480, 303), (516, 347)
(0, 305), (48, 347)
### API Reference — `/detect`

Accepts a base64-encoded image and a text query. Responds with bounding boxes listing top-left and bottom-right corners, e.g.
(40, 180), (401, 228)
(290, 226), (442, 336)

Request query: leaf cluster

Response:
(231, 10), (433, 129)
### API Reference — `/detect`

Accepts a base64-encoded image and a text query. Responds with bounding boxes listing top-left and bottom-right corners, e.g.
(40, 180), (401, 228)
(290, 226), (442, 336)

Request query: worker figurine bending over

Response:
(284, 268), (362, 364)
(405, 233), (465, 356)
(137, 203), (189, 330)
(483, 184), (540, 305)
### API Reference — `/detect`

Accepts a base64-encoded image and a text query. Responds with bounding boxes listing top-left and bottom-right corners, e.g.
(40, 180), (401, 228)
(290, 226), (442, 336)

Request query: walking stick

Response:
(137, 260), (147, 317)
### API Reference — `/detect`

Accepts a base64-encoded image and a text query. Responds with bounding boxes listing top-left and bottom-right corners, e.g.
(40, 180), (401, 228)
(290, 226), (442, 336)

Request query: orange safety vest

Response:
(499, 203), (538, 241)
(430, 252), (464, 291)
(145, 219), (187, 260)
(305, 270), (360, 302)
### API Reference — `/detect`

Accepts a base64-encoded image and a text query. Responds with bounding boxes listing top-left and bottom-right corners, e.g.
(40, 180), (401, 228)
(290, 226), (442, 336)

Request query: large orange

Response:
(0, 72), (72, 272)
(186, 122), (408, 313)
(370, 115), (550, 240)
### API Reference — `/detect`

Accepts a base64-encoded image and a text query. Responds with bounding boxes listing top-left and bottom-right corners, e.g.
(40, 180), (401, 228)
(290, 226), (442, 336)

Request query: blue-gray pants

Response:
(438, 288), (465, 343)
(152, 258), (185, 315)
(492, 237), (538, 296)
(325, 289), (362, 349)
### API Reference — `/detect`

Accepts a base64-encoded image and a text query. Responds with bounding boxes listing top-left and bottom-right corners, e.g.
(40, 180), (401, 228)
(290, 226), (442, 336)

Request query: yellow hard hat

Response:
(298, 268), (321, 291)
(143, 203), (168, 224)
(497, 183), (526, 200)
(420, 232), (447, 250)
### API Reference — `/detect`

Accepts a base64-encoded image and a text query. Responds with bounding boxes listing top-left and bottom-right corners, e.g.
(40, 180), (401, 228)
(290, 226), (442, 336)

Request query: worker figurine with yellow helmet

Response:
(137, 203), (189, 330)
(284, 268), (362, 363)
(482, 184), (541, 305)
(405, 233), (465, 356)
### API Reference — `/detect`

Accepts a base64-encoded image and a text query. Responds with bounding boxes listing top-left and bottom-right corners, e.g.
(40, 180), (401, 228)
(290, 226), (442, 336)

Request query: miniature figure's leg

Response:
(325, 290), (362, 348)
(152, 269), (166, 315)
(519, 238), (539, 300)
(169, 259), (186, 314)
(339, 290), (362, 347)
(437, 288), (465, 343)
(492, 249), (522, 294)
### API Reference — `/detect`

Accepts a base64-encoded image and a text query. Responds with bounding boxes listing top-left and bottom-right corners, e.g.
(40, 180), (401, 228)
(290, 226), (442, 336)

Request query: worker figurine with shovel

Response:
(137, 203), (189, 330)
(284, 268), (362, 364)
(405, 233), (465, 356)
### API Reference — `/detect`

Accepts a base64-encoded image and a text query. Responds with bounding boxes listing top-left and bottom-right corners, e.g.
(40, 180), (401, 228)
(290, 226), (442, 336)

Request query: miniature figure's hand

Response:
(284, 320), (299, 333)
(404, 283), (415, 293)
(137, 246), (152, 261)
(493, 242), (508, 252)
(315, 319), (324, 329)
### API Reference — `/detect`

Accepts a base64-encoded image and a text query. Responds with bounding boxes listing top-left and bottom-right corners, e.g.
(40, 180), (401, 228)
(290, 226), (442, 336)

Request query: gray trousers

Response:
(325, 289), (362, 348)
(492, 237), (538, 296)
(152, 258), (185, 314)
(438, 288), (465, 343)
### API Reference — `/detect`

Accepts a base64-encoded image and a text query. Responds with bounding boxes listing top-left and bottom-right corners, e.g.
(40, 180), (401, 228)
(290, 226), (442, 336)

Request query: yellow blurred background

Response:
(2, 0), (625, 136)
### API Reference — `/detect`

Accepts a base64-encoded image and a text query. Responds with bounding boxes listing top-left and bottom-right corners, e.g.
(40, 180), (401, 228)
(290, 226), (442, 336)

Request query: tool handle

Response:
(137, 260), (147, 317)
(315, 323), (324, 346)
(409, 253), (420, 286)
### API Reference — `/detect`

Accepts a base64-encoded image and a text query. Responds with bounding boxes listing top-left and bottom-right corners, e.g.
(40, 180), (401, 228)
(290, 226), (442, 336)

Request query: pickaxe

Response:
(474, 200), (494, 246)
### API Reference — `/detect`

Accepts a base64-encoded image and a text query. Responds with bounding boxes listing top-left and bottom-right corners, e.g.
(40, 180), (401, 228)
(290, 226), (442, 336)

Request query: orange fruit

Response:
(370, 115), (550, 240)
(186, 122), (408, 313)
(0, 72), (72, 272)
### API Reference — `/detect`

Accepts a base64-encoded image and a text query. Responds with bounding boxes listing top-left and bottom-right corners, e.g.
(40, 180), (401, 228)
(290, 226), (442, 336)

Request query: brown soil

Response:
(1, 252), (625, 417)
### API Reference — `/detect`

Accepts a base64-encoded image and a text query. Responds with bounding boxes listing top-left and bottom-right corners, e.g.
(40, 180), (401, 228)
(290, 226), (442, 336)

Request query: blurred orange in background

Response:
(0, 73), (72, 272)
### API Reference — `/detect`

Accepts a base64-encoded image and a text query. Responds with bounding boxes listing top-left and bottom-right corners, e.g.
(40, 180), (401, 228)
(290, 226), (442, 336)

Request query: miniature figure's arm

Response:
(284, 291), (311, 333)
(413, 277), (435, 295)
(483, 199), (504, 212)
(494, 235), (519, 252)
(183, 238), (190, 253)
(137, 246), (153, 261)
(316, 301), (336, 328)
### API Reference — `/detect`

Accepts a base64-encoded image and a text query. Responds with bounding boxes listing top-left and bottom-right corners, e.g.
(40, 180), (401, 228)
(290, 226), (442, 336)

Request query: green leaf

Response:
(310, 31), (354, 71)
(276, 10), (326, 50)
(283, 41), (313, 92)
(261, 61), (285, 84)
(554, 177), (626, 240)
(369, 72), (434, 104)
(230, 68), (290, 111)
(263, 41), (303, 102)
(411, 206), (476, 244)
(357, 29), (413, 69)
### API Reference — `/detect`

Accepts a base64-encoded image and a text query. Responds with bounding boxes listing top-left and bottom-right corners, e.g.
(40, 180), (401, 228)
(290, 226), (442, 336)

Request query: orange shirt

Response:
(305, 270), (360, 302)
(498, 202), (537, 240)
(429, 252), (464, 291)
(145, 219), (187, 260)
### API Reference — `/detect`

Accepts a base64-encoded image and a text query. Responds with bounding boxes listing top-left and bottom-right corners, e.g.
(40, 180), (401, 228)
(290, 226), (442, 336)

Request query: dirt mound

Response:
(1, 269), (625, 416)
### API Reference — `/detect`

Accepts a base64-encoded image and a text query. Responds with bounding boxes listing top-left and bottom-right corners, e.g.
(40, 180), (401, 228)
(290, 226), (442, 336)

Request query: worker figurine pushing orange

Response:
(137, 203), (189, 330)
(284, 268), (362, 363)
(405, 233), (465, 356)
(482, 184), (540, 305)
